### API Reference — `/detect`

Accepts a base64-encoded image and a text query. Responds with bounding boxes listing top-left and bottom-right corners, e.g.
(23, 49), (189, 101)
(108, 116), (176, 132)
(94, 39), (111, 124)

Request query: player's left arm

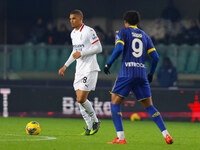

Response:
(81, 40), (102, 56)
(147, 51), (159, 83)
(147, 35), (159, 82)
(149, 50), (159, 74)
(81, 28), (102, 56)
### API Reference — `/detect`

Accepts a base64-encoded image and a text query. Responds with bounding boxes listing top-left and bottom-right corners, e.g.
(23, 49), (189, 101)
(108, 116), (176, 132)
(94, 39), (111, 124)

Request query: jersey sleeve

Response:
(88, 28), (100, 44)
(115, 29), (125, 46)
(146, 35), (156, 55)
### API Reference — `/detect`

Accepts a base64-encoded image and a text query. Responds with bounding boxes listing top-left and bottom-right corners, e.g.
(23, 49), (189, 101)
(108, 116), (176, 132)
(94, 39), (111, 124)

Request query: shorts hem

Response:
(138, 96), (152, 101)
(74, 88), (94, 92)
(109, 91), (127, 99)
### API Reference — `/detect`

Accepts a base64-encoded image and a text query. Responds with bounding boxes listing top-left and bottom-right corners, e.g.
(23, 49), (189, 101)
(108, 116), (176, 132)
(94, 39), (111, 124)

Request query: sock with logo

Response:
(81, 99), (98, 123)
(111, 103), (125, 140)
(145, 105), (166, 132)
(79, 103), (92, 130)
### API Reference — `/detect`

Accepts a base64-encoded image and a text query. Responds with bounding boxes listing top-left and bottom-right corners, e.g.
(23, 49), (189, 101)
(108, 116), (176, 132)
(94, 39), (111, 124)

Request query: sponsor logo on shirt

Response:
(125, 62), (145, 68)
(73, 44), (84, 48)
(73, 44), (84, 51)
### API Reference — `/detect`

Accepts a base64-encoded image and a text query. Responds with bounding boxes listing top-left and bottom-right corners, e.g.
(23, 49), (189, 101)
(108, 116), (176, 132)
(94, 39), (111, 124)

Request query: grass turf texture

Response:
(0, 117), (199, 150)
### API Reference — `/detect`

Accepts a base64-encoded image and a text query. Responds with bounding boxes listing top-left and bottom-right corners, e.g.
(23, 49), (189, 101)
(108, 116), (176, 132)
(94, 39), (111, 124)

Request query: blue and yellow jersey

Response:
(115, 26), (156, 78)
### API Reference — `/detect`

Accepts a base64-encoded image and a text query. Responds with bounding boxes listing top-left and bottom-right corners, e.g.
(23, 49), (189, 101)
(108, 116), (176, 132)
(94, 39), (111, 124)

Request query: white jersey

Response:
(71, 24), (101, 75)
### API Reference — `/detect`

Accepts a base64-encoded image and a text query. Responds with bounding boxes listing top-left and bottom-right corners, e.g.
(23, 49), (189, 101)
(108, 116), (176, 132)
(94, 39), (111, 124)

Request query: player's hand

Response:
(147, 73), (153, 83)
(73, 52), (81, 59)
(58, 65), (67, 76)
(104, 64), (111, 75)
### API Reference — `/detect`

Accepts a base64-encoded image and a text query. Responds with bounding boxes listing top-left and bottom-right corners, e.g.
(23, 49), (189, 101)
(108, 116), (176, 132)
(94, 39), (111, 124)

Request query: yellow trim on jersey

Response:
(115, 40), (125, 46)
(147, 48), (156, 55)
(138, 96), (152, 101)
(129, 25), (138, 29)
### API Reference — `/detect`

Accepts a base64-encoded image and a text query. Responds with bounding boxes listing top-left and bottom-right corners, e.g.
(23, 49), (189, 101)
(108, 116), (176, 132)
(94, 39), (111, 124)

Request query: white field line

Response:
(0, 134), (56, 141)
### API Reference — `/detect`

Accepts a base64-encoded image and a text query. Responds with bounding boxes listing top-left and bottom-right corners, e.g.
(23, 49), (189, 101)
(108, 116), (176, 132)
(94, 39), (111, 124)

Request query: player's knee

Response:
(111, 94), (124, 105)
(76, 97), (87, 103)
(76, 97), (82, 103)
(140, 97), (153, 108)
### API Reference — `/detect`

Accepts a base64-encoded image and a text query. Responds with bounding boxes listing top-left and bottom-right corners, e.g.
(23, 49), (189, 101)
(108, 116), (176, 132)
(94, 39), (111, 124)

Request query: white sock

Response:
(162, 130), (170, 138)
(117, 131), (125, 140)
(82, 99), (98, 123)
(79, 103), (92, 130)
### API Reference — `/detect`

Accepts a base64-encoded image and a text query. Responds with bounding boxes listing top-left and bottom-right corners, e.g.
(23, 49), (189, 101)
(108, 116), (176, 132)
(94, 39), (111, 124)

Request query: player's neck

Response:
(75, 23), (84, 30)
(125, 23), (138, 28)
(129, 25), (138, 29)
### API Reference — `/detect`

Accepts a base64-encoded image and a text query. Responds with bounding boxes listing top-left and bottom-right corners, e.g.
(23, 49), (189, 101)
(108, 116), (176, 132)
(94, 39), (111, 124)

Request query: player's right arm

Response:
(58, 65), (67, 76)
(104, 42), (124, 74)
(58, 50), (75, 76)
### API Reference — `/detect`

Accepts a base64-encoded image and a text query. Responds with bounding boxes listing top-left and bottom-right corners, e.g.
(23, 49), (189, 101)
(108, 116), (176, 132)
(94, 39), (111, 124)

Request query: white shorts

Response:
(73, 71), (98, 91)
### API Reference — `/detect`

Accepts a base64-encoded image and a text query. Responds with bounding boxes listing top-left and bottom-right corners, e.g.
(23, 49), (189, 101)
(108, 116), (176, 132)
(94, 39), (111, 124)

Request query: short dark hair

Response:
(123, 11), (140, 25)
(70, 9), (83, 18)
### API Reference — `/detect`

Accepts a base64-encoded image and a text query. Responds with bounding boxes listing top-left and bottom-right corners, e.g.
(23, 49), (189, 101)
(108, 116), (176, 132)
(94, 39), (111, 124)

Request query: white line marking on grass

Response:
(0, 134), (56, 141)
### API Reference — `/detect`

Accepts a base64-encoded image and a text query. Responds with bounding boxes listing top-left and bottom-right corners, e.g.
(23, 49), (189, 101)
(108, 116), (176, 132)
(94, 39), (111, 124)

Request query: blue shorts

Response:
(110, 77), (151, 101)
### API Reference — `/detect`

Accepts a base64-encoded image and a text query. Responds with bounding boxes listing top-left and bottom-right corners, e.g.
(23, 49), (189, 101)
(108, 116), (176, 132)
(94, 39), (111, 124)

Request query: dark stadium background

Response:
(0, 0), (200, 122)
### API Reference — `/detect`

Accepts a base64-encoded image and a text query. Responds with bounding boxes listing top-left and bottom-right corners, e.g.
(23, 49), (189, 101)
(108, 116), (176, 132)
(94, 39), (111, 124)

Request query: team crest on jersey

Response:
(115, 34), (120, 43)
(92, 34), (97, 40)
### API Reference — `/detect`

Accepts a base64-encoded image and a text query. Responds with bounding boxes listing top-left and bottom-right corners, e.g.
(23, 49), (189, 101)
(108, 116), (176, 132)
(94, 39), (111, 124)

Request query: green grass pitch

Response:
(0, 117), (199, 150)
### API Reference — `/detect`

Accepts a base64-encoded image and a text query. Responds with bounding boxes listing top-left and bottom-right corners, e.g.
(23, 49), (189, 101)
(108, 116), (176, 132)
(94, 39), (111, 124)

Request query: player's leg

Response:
(85, 71), (101, 134)
(108, 77), (131, 144)
(133, 79), (173, 144)
(76, 90), (100, 135)
(76, 90), (99, 123)
(108, 94), (127, 144)
(140, 98), (173, 144)
(74, 72), (100, 135)
(79, 103), (92, 135)
(76, 90), (92, 135)
(140, 97), (174, 144)
(140, 97), (167, 134)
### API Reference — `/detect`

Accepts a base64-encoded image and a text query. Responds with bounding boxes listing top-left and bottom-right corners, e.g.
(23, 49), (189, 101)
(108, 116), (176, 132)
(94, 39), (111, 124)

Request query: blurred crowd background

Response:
(0, 0), (200, 45)
(0, 0), (200, 88)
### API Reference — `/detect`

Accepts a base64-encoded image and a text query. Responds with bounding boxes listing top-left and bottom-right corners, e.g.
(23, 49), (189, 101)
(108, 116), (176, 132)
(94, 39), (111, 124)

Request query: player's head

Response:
(123, 11), (140, 27)
(69, 9), (83, 29)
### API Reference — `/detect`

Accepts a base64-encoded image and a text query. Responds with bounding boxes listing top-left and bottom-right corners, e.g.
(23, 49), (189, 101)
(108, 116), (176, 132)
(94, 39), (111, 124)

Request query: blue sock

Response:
(111, 104), (123, 131)
(145, 105), (166, 132)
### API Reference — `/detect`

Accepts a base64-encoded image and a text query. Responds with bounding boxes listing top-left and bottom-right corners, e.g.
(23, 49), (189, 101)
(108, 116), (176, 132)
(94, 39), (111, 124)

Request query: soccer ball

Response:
(130, 113), (141, 122)
(26, 121), (41, 135)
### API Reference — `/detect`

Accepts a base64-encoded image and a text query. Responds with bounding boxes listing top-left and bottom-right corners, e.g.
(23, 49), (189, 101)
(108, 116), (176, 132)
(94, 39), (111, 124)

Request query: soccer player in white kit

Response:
(58, 9), (102, 135)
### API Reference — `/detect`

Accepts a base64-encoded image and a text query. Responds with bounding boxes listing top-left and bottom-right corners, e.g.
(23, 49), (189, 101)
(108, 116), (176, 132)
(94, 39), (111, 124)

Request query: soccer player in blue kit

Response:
(104, 10), (174, 144)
